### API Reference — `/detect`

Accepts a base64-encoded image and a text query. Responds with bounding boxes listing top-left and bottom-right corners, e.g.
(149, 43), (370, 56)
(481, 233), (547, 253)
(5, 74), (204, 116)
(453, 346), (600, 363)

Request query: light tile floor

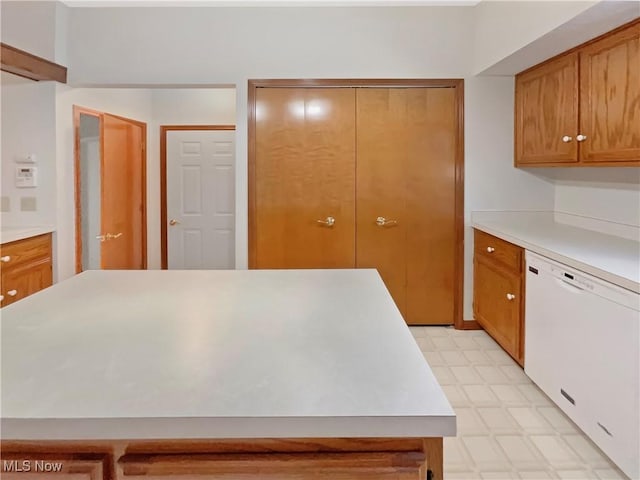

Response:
(409, 326), (628, 480)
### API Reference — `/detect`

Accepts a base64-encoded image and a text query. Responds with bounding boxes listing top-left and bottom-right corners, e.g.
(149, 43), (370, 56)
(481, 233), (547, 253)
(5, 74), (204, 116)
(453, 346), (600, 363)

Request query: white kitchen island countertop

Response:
(0, 225), (54, 244)
(1, 269), (455, 440)
(472, 211), (640, 293)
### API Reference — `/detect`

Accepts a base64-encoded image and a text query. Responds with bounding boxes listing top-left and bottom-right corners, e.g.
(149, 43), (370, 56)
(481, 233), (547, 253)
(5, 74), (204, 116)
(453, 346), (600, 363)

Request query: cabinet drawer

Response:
(0, 234), (52, 270)
(474, 230), (522, 272)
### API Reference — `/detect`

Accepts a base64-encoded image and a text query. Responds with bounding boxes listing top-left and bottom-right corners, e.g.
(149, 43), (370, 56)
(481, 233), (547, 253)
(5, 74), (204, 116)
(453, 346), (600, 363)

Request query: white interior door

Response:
(167, 129), (235, 269)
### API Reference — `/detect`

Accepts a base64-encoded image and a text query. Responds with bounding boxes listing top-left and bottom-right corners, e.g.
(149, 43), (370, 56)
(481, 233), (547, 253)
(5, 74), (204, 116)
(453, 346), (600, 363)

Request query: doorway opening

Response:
(160, 125), (236, 270)
(74, 106), (148, 272)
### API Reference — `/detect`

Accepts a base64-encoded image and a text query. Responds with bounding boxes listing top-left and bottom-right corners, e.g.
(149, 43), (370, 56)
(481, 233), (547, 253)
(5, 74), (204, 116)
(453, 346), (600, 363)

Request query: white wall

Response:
(5, 3), (590, 321)
(55, 86), (154, 281)
(61, 5), (561, 320)
(148, 88), (237, 269)
(552, 169), (640, 229)
(66, 6), (477, 273)
(0, 1), (58, 59)
(464, 76), (555, 318)
(1, 73), (57, 228)
(473, 0), (596, 74)
(52, 87), (236, 279)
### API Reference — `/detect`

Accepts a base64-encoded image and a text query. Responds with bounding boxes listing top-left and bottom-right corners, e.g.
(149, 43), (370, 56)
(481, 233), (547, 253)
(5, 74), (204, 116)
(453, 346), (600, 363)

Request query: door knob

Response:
(486, 246), (495, 253)
(169, 219), (181, 226)
(506, 293), (516, 301)
(317, 216), (335, 227)
(1, 255), (10, 263)
(7, 290), (18, 297)
(576, 134), (587, 142)
(0, 295), (4, 302)
(376, 216), (398, 227)
(106, 232), (123, 240)
(562, 135), (572, 143)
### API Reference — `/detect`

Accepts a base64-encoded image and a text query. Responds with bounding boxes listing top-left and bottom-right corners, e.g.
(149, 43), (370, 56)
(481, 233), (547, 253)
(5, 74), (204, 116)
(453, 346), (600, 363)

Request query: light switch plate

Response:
(1, 196), (10, 212)
(20, 196), (37, 212)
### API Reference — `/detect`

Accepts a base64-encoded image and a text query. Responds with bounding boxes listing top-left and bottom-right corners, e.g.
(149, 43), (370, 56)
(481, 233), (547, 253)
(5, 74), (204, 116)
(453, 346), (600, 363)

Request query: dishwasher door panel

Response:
(525, 251), (640, 480)
(524, 264), (590, 426)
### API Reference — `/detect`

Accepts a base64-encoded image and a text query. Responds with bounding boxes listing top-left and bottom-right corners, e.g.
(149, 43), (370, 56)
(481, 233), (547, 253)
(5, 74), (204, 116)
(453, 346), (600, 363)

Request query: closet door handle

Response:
(376, 216), (398, 227)
(317, 216), (335, 227)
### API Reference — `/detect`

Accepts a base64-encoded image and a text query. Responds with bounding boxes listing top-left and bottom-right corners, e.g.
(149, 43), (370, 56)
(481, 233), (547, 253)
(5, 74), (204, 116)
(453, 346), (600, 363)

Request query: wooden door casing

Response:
(254, 88), (356, 269)
(356, 88), (457, 325)
(579, 21), (640, 163)
(101, 114), (146, 270)
(515, 52), (579, 165)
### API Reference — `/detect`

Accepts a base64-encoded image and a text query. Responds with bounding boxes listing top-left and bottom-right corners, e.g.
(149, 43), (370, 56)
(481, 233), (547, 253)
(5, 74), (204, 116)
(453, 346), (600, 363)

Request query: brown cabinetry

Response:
(515, 19), (640, 167)
(1, 233), (53, 307)
(473, 229), (524, 366)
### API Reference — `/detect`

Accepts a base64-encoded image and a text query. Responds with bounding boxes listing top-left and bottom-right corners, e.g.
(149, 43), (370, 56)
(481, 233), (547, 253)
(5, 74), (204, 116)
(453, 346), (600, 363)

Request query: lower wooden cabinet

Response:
(0, 454), (107, 480)
(0, 438), (443, 480)
(473, 229), (524, 365)
(1, 233), (53, 307)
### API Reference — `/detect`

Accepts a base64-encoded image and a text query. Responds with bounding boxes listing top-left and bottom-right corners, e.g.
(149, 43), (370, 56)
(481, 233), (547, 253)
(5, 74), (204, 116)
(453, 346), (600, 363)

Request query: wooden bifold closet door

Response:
(252, 84), (460, 326)
(254, 88), (356, 269)
(356, 88), (457, 325)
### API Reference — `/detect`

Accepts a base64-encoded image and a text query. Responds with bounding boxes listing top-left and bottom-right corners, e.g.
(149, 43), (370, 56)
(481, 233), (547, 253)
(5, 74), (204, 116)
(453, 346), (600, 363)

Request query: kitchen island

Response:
(1, 269), (455, 479)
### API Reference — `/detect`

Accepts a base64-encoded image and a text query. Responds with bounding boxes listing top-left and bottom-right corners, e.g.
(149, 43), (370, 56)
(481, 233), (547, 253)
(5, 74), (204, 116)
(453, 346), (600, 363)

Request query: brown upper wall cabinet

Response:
(515, 19), (640, 167)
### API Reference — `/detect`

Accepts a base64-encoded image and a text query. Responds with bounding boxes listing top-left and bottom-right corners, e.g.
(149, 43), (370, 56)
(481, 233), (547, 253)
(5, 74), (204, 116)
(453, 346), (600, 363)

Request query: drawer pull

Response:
(560, 388), (575, 405)
(7, 290), (18, 297)
(486, 246), (495, 253)
(506, 293), (516, 301)
(597, 422), (613, 437)
(1, 255), (10, 262)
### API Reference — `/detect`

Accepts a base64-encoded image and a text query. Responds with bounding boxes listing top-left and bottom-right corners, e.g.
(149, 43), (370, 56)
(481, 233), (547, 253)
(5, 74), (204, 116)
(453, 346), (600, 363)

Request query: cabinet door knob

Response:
(506, 293), (516, 301)
(0, 295), (4, 302)
(562, 135), (573, 143)
(317, 216), (335, 227)
(1, 255), (10, 262)
(576, 134), (587, 142)
(7, 290), (18, 297)
(486, 246), (495, 253)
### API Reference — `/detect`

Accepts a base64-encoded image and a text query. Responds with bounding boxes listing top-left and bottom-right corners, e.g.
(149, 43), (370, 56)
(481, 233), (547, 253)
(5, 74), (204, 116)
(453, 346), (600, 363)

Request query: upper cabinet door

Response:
(515, 52), (579, 165)
(579, 22), (640, 164)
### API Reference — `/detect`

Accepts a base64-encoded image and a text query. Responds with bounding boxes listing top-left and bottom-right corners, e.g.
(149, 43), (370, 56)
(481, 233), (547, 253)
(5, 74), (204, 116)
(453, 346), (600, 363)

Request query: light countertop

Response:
(1, 226), (55, 244)
(1, 269), (455, 440)
(472, 211), (640, 293)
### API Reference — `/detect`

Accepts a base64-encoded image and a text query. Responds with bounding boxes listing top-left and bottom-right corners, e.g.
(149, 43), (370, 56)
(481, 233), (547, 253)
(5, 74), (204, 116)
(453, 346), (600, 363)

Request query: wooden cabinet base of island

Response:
(0, 233), (53, 307)
(0, 438), (444, 480)
(473, 229), (525, 366)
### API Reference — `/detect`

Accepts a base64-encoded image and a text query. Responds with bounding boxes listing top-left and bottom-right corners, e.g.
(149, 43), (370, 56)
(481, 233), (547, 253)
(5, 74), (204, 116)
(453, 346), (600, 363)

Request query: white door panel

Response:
(167, 130), (235, 269)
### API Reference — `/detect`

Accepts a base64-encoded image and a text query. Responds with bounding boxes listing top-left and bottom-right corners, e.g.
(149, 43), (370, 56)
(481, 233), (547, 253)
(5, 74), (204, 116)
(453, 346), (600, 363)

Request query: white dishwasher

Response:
(525, 251), (639, 480)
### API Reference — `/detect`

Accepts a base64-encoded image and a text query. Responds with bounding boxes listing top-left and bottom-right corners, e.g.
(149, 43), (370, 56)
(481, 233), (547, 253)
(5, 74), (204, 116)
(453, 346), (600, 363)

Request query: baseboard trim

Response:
(458, 320), (483, 330)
